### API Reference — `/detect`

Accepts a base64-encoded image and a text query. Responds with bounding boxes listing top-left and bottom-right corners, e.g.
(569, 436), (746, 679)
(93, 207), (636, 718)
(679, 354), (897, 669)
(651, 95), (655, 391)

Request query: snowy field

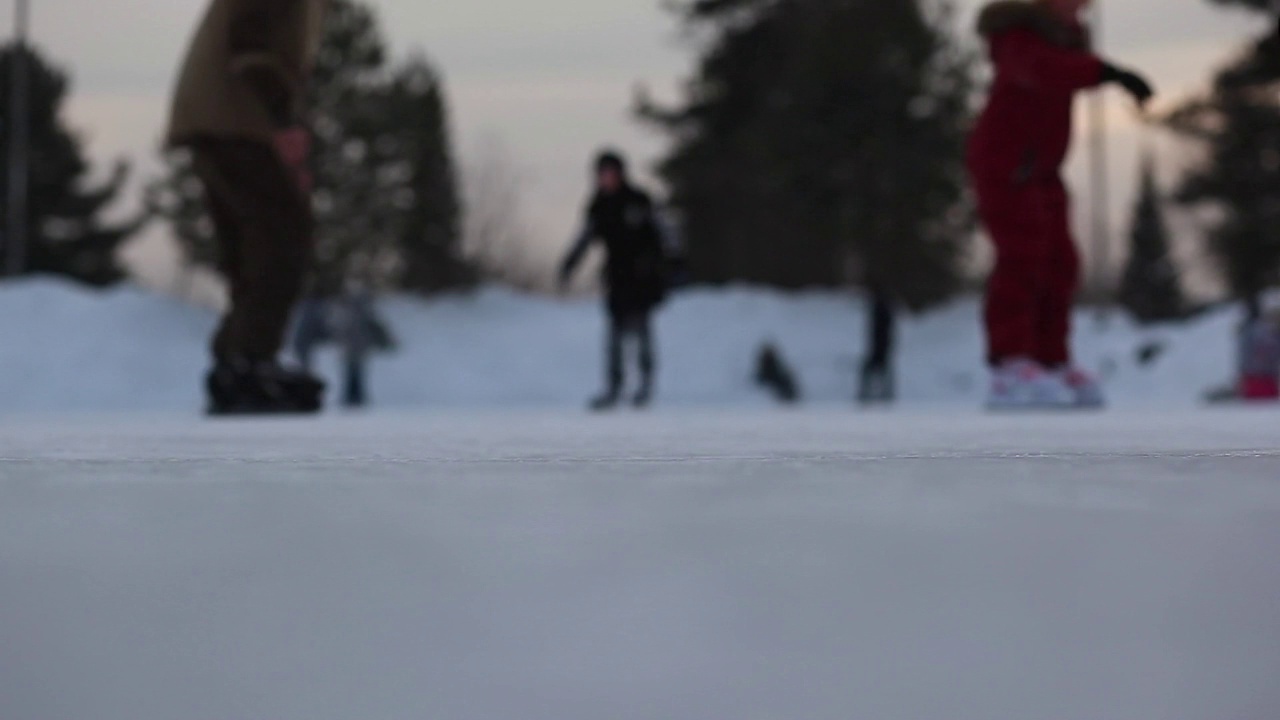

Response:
(2, 409), (1279, 720)
(0, 279), (1241, 412)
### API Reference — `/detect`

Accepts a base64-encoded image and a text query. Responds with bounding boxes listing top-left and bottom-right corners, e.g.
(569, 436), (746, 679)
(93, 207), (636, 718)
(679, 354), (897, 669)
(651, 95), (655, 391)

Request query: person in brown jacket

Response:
(167, 0), (329, 415)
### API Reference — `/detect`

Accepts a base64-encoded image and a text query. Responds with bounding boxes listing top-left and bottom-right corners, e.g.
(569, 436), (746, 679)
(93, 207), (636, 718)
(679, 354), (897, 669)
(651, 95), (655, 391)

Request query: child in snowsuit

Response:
(332, 283), (388, 409)
(560, 151), (675, 411)
(969, 0), (1153, 409)
(1238, 311), (1280, 401)
(290, 284), (394, 408)
(291, 292), (329, 372)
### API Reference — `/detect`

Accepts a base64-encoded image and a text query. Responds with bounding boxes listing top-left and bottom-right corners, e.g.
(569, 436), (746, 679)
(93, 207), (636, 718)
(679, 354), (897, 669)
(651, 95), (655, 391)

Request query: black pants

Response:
(191, 139), (314, 362)
(605, 312), (655, 394)
(858, 295), (896, 403)
(343, 356), (367, 408)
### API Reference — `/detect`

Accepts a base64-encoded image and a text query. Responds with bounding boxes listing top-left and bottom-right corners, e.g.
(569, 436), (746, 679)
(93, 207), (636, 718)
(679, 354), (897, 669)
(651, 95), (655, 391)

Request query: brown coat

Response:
(167, 0), (327, 147)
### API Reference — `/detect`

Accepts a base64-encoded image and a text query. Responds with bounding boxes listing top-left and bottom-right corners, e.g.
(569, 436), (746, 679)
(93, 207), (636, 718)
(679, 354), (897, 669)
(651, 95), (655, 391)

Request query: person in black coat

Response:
(560, 150), (674, 410)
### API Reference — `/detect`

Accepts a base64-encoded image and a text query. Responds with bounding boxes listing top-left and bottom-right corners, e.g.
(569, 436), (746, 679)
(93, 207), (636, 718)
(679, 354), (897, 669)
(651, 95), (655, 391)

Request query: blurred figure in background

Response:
(1238, 305), (1280, 402)
(755, 342), (802, 405)
(968, 0), (1153, 410)
(332, 280), (393, 409)
(560, 150), (676, 411)
(290, 280), (395, 409)
(291, 289), (330, 372)
(858, 293), (896, 405)
(167, 0), (328, 415)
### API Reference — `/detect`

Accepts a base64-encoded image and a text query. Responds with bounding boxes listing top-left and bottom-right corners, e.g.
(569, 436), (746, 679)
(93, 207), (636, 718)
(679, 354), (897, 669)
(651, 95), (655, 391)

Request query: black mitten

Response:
(1101, 63), (1154, 107)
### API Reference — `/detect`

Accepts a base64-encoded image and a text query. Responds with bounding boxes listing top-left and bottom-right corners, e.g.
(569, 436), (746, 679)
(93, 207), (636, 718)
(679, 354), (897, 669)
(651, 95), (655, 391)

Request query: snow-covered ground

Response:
(1, 409), (1278, 720)
(0, 278), (1242, 412)
(1, 280), (1274, 716)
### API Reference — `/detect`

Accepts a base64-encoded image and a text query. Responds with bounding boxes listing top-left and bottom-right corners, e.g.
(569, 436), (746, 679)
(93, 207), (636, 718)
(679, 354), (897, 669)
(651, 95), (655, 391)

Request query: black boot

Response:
(592, 321), (626, 412)
(206, 358), (326, 416)
(632, 375), (653, 409)
(590, 388), (622, 412)
(857, 360), (895, 405)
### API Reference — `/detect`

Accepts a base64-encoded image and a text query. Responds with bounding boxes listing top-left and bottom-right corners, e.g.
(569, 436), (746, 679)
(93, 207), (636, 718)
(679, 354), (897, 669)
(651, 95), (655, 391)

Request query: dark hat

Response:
(595, 149), (628, 175)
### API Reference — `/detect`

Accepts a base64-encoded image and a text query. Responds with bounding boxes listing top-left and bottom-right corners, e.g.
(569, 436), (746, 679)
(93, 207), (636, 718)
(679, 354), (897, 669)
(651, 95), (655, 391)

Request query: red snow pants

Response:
(974, 176), (1080, 368)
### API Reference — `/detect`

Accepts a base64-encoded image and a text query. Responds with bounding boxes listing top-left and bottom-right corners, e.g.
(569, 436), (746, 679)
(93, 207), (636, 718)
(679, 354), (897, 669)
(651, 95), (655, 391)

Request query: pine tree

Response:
(379, 57), (472, 294)
(148, 0), (473, 297)
(1167, 3), (1280, 315)
(1119, 154), (1184, 324)
(0, 44), (140, 286)
(640, 0), (973, 310)
(306, 0), (393, 294)
(145, 154), (214, 279)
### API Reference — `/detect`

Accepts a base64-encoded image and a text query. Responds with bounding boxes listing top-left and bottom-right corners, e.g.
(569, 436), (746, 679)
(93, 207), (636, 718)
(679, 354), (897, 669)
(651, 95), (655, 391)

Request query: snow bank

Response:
(0, 279), (214, 412)
(0, 278), (1243, 412)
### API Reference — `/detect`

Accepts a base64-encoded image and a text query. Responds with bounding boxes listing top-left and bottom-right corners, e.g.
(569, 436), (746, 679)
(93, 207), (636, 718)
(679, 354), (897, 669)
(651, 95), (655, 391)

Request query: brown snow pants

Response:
(191, 139), (314, 362)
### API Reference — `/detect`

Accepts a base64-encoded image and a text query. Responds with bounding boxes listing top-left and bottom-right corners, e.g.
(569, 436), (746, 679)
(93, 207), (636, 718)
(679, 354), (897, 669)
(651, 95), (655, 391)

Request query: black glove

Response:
(1101, 63), (1154, 107)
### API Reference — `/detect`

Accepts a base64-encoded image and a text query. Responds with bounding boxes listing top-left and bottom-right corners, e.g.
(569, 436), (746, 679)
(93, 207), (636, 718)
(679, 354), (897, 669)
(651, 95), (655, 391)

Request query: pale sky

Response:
(20, 0), (1271, 291)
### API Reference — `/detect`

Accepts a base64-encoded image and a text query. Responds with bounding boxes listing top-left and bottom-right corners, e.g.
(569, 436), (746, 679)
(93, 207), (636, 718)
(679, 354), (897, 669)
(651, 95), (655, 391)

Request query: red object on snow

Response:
(967, 2), (1104, 367)
(1239, 375), (1280, 402)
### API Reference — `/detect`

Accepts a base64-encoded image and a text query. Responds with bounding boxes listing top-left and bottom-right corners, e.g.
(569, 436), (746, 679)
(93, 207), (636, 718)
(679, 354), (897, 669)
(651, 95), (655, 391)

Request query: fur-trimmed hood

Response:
(976, 0), (1091, 49)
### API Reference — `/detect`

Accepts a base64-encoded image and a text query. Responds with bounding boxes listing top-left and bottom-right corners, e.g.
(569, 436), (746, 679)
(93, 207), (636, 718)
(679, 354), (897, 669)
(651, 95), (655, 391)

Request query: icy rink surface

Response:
(1, 408), (1279, 720)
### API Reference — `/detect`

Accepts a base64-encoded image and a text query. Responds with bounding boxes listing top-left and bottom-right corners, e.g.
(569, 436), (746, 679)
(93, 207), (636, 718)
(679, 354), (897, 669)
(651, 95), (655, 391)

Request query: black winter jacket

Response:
(561, 184), (673, 318)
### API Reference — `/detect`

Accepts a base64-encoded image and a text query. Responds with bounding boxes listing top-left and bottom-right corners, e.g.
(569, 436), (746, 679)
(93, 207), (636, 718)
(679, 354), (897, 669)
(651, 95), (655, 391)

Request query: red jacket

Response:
(967, 1), (1104, 184)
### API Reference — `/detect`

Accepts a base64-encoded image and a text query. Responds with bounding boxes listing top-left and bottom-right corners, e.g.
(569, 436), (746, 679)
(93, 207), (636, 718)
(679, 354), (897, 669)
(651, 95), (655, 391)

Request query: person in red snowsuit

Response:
(968, 0), (1153, 407)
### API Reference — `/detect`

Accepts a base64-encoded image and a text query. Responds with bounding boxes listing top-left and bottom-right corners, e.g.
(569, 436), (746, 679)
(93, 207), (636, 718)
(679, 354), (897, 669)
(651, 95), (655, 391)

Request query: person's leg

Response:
(976, 178), (1076, 408)
(191, 144), (245, 363)
(634, 312), (656, 406)
(291, 298), (322, 371)
(192, 140), (322, 414)
(1033, 180), (1081, 369)
(296, 342), (314, 372)
(608, 314), (626, 394)
(868, 295), (894, 369)
(191, 140), (314, 362)
(591, 307), (626, 410)
(859, 295), (896, 403)
(343, 355), (367, 408)
(976, 180), (1050, 367)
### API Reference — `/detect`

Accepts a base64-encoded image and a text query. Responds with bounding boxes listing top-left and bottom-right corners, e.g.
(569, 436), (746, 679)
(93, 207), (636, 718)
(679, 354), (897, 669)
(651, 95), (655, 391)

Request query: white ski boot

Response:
(1055, 367), (1107, 409)
(987, 359), (1076, 411)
